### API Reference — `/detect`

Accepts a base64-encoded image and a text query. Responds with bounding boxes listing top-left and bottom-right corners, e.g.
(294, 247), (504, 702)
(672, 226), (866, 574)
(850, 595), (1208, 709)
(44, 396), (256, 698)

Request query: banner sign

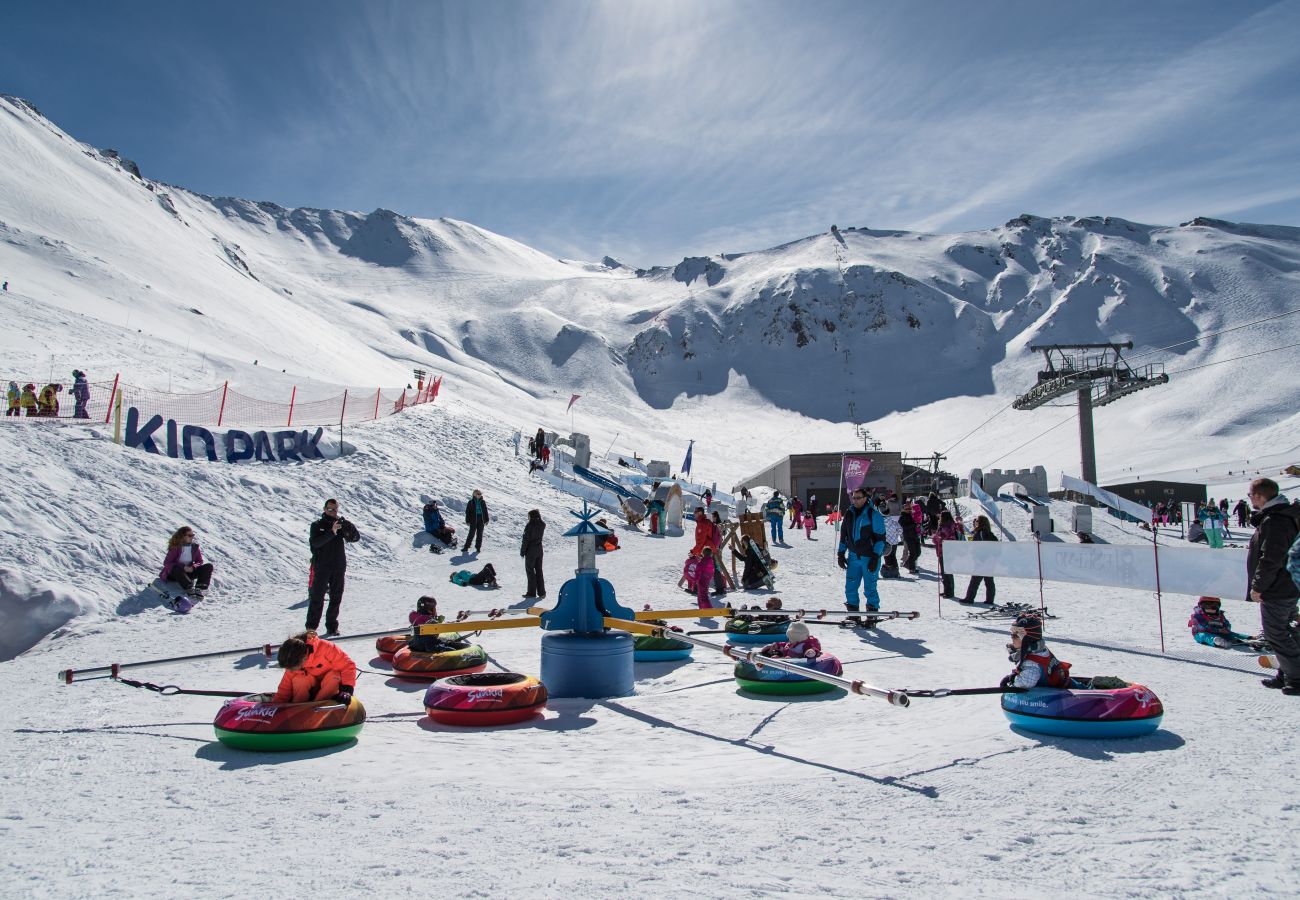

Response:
(943, 540), (1247, 599)
(969, 478), (1003, 528)
(842, 456), (872, 494)
(124, 407), (330, 463)
(1060, 474), (1151, 523)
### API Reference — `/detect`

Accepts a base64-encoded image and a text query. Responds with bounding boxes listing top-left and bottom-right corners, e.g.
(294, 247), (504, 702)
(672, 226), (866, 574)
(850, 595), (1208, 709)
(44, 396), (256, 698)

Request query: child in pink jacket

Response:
(695, 548), (717, 609)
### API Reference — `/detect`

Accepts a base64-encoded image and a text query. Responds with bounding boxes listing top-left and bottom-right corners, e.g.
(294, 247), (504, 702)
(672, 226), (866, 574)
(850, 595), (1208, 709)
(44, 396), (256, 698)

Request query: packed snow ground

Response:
(1, 403), (1296, 898)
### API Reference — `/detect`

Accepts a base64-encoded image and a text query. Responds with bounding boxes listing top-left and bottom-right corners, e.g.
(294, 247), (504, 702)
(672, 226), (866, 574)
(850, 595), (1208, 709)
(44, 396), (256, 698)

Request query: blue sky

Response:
(5, 0), (1300, 265)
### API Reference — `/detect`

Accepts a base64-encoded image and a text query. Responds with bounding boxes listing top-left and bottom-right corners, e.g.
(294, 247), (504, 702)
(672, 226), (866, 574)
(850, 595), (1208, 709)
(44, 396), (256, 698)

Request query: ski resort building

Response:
(1100, 479), (1207, 507)
(733, 452), (904, 512)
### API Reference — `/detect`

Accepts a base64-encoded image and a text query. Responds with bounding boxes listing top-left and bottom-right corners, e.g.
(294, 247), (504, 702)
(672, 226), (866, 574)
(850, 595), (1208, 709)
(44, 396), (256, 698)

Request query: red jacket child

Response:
(272, 633), (356, 703)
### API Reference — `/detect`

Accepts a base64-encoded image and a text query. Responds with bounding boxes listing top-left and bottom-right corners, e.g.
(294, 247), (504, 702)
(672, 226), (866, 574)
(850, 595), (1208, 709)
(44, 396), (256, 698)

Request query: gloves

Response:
(335, 689), (354, 705)
(803, 648), (817, 659)
(837, 551), (848, 569)
(867, 554), (880, 574)
(998, 674), (1014, 690)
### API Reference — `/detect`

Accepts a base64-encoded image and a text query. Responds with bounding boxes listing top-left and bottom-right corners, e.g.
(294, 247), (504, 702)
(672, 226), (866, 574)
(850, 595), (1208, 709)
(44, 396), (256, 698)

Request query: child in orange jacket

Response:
(273, 632), (356, 704)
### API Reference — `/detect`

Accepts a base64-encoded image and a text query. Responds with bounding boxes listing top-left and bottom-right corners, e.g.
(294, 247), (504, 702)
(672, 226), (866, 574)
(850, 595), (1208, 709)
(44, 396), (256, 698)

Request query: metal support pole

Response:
(1077, 387), (1097, 484)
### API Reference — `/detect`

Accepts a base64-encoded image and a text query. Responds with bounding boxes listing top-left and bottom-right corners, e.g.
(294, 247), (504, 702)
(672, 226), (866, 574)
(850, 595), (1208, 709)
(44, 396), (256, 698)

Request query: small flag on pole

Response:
(842, 455), (872, 494)
(567, 393), (581, 413)
(682, 439), (694, 476)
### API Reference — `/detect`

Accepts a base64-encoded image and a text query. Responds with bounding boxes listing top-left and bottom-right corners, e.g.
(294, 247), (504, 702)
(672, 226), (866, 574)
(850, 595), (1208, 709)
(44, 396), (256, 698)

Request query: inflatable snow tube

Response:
(392, 640), (487, 680)
(1001, 682), (1164, 738)
(423, 672), (547, 726)
(724, 618), (789, 645)
(213, 693), (366, 752)
(375, 634), (407, 660)
(633, 634), (693, 662)
(734, 654), (843, 695)
(377, 631), (463, 661)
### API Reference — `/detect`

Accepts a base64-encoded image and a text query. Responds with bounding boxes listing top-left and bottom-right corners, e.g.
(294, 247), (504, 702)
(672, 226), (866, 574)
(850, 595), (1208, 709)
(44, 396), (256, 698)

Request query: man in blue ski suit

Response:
(838, 488), (886, 612)
(764, 492), (787, 543)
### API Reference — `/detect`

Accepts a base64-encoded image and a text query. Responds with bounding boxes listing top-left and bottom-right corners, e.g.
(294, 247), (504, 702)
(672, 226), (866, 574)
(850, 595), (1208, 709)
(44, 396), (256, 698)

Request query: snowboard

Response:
(151, 578), (196, 614)
(744, 537), (776, 589)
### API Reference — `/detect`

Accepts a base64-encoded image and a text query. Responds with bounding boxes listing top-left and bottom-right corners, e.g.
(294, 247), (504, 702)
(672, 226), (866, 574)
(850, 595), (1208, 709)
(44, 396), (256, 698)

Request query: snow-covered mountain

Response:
(1, 92), (1297, 481)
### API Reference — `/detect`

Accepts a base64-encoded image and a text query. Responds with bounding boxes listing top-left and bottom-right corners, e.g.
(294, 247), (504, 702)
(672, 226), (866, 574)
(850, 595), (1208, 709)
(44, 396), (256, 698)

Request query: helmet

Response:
(416, 596), (437, 615)
(1197, 596), (1222, 610)
(785, 621), (810, 644)
(24, 384), (34, 391)
(1012, 612), (1043, 642)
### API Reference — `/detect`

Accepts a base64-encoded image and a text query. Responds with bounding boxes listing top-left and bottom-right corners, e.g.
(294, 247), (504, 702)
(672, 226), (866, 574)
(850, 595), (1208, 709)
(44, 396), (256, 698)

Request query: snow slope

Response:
(1, 93), (1298, 484)
(1, 408), (1296, 897)
(2, 92), (1299, 894)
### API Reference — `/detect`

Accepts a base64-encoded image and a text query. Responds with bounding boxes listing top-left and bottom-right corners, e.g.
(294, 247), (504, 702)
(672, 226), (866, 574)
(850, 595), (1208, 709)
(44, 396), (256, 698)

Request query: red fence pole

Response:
(373, 387), (381, 420)
(103, 373), (120, 424)
(287, 386), (296, 427)
(217, 381), (229, 427)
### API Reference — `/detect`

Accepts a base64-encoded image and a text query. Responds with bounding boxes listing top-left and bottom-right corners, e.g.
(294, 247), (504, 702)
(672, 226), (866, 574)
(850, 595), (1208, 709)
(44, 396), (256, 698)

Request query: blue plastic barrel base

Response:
(634, 648), (692, 662)
(540, 631), (635, 698)
(1003, 711), (1163, 739)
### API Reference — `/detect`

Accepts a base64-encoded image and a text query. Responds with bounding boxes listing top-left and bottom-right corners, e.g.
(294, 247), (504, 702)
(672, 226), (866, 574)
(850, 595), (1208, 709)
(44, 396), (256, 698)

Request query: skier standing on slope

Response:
(1246, 478), (1300, 694)
(307, 498), (360, 637)
(838, 488), (886, 614)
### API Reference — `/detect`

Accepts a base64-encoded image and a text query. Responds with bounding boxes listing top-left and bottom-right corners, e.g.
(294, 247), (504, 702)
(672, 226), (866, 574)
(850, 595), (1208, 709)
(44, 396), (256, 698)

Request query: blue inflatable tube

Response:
(725, 630), (788, 645)
(634, 648), (692, 662)
(1001, 683), (1163, 739)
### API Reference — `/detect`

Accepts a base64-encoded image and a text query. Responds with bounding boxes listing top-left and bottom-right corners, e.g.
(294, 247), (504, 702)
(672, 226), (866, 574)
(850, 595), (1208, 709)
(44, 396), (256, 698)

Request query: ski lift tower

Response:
(1012, 342), (1168, 484)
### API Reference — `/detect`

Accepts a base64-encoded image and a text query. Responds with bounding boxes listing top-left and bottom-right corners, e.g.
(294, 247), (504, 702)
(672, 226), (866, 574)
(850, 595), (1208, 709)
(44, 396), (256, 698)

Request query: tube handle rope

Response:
(901, 686), (1027, 698)
(115, 677), (249, 698)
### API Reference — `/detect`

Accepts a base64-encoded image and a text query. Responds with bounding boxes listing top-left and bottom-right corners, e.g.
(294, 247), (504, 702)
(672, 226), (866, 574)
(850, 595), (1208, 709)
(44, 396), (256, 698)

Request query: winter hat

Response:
(786, 621), (810, 643)
(1012, 612), (1043, 642)
(72, 370), (84, 378)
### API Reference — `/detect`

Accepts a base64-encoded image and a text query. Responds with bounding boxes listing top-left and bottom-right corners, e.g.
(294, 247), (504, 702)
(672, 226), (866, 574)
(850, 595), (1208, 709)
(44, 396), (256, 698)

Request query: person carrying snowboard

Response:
(272, 632), (356, 704)
(838, 488), (886, 614)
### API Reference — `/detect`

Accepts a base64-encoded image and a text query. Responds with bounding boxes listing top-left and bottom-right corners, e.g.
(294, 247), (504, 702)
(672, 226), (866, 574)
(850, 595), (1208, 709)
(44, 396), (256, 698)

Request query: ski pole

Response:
(637, 624), (909, 706)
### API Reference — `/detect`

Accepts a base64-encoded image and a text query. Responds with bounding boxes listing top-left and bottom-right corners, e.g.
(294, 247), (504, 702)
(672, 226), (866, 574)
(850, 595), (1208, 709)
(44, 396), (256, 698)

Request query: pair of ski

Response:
(964, 602), (1057, 620)
(827, 610), (921, 629)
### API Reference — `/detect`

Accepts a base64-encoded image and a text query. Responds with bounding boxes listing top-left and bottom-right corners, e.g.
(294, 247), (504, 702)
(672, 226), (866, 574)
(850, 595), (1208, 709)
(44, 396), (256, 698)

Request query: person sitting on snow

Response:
(596, 519), (619, 551)
(422, 500), (455, 549)
(272, 631), (356, 704)
(160, 526), (214, 599)
(1188, 596), (1255, 648)
(760, 621), (821, 659)
(1001, 612), (1072, 689)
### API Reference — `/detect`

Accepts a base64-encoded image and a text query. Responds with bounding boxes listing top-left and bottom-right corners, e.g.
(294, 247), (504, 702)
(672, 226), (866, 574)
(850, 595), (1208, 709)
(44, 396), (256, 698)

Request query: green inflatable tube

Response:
(734, 677), (839, 696)
(214, 723), (365, 752)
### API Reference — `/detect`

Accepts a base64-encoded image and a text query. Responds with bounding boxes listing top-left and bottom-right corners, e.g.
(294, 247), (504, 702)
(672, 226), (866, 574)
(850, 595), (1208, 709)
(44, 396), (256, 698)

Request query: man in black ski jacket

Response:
(1246, 478), (1300, 693)
(899, 501), (921, 573)
(463, 489), (490, 553)
(307, 498), (360, 636)
(521, 509), (546, 599)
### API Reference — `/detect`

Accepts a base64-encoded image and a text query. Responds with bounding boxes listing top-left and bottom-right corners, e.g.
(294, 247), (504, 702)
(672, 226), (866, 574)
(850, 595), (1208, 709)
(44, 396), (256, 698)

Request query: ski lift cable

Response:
(1126, 307), (1300, 363)
(1163, 340), (1300, 376)
(941, 401), (1016, 455)
(983, 413), (1077, 469)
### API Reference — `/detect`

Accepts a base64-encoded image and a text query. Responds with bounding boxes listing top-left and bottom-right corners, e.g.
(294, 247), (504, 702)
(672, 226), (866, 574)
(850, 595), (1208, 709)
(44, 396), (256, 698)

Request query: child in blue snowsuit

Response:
(837, 488), (886, 613)
(1188, 596), (1253, 648)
